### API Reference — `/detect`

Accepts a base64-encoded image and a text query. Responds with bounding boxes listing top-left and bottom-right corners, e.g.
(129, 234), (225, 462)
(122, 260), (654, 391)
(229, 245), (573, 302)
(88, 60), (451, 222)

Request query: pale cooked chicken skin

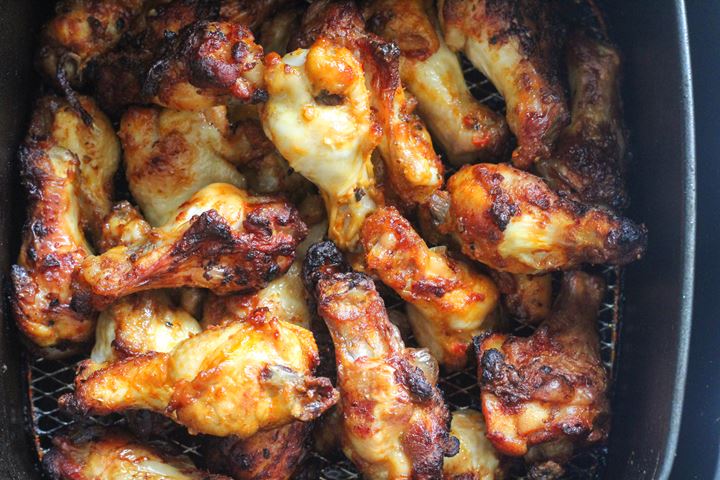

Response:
(492, 272), (553, 325)
(120, 106), (253, 226)
(439, 0), (569, 169)
(537, 29), (628, 210)
(364, 0), (509, 165)
(361, 207), (499, 370)
(293, 0), (444, 205)
(443, 409), (503, 480)
(476, 272), (609, 457)
(43, 427), (230, 480)
(440, 164), (647, 273)
(60, 310), (338, 438)
(71, 183), (307, 312)
(304, 241), (458, 480)
(262, 39), (380, 251)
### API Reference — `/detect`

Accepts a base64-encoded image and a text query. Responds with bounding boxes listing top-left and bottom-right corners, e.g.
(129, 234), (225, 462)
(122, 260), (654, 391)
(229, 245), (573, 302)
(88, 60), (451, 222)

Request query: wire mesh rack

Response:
(26, 58), (623, 479)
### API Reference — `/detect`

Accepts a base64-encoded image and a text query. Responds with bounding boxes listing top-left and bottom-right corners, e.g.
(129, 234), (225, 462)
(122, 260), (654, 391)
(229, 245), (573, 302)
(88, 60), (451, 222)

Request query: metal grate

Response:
(26, 58), (622, 479)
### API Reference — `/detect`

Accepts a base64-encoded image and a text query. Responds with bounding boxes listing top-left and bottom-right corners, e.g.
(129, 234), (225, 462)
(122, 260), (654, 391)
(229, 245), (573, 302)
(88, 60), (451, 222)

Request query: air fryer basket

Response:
(0, 1), (695, 479)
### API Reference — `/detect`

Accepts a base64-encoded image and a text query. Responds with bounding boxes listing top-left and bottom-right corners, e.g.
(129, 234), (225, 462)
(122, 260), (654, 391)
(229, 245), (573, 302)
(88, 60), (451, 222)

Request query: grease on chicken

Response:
(440, 164), (646, 273)
(262, 39), (380, 251)
(71, 183), (307, 312)
(304, 241), (458, 479)
(439, 0), (568, 169)
(60, 309), (338, 438)
(537, 29), (628, 210)
(361, 207), (499, 370)
(364, 0), (509, 165)
(444, 409), (503, 480)
(475, 272), (609, 457)
(43, 427), (230, 480)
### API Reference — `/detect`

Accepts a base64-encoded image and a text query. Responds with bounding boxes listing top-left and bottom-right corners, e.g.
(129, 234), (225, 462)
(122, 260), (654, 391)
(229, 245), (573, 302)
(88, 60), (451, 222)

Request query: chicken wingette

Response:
(444, 409), (503, 480)
(71, 183), (307, 312)
(361, 207), (499, 370)
(491, 271), (553, 325)
(475, 271), (609, 457)
(304, 240), (458, 479)
(439, 0), (568, 169)
(439, 163), (646, 273)
(364, 0), (509, 165)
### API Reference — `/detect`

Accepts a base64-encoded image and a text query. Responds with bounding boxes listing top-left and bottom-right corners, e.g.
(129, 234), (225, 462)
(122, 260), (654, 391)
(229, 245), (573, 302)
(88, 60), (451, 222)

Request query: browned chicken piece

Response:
(204, 421), (312, 480)
(10, 95), (121, 356)
(97, 200), (152, 251)
(292, 0), (444, 206)
(37, 0), (145, 88)
(439, 163), (646, 274)
(475, 271), (609, 458)
(71, 183), (307, 312)
(361, 207), (499, 370)
(537, 29), (628, 210)
(492, 272), (553, 325)
(363, 0), (509, 165)
(443, 409), (504, 480)
(43, 427), (231, 480)
(304, 241), (458, 479)
(60, 307), (338, 437)
(439, 0), (569, 169)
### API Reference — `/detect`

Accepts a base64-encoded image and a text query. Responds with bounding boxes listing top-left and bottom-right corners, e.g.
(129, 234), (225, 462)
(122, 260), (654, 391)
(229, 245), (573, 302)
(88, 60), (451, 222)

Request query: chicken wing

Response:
(261, 38), (380, 251)
(291, 0), (444, 205)
(439, 163), (646, 273)
(439, 0), (568, 169)
(43, 427), (230, 480)
(361, 207), (499, 370)
(537, 29), (628, 210)
(364, 0), (509, 165)
(492, 272), (553, 325)
(475, 271), (609, 457)
(60, 310), (338, 437)
(71, 183), (307, 312)
(304, 240), (458, 479)
(444, 409), (503, 480)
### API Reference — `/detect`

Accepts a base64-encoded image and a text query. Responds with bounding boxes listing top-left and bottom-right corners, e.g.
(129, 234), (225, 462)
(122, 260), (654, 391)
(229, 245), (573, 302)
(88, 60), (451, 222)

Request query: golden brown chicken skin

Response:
(71, 183), (307, 312)
(492, 272), (552, 325)
(60, 309), (338, 438)
(475, 271), (609, 457)
(363, 0), (509, 165)
(304, 241), (458, 480)
(361, 207), (499, 370)
(440, 163), (646, 274)
(439, 0), (568, 169)
(43, 427), (230, 480)
(537, 29), (628, 210)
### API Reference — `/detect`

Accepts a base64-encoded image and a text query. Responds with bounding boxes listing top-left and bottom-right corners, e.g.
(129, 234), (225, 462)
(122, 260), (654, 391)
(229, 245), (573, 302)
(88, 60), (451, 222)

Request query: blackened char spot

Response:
(172, 210), (233, 257)
(302, 241), (350, 293)
(394, 358), (434, 401)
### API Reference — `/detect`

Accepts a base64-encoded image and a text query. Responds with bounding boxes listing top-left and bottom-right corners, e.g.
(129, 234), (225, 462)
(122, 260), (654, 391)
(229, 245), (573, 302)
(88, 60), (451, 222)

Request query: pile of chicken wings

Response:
(16, 0), (646, 478)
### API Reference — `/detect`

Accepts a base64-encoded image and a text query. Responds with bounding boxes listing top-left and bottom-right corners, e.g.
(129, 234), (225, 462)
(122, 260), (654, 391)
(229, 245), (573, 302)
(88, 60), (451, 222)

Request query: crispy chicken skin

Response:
(43, 427), (230, 480)
(440, 164), (646, 273)
(204, 421), (312, 480)
(37, 0), (144, 88)
(60, 310), (338, 437)
(292, 0), (444, 205)
(492, 272), (552, 325)
(120, 106), (254, 226)
(71, 183), (307, 312)
(537, 29), (628, 210)
(361, 207), (499, 370)
(439, 0), (569, 169)
(475, 272), (609, 457)
(262, 38), (380, 251)
(364, 0), (509, 165)
(443, 409), (503, 480)
(304, 241), (458, 480)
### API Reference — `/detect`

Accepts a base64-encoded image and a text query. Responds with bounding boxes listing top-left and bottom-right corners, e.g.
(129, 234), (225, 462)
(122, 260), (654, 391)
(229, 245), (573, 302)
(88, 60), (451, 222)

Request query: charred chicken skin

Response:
(537, 29), (628, 210)
(475, 271), (609, 457)
(304, 241), (458, 480)
(439, 0), (569, 169)
(71, 183), (307, 312)
(440, 163), (646, 274)
(361, 207), (499, 370)
(364, 0), (509, 165)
